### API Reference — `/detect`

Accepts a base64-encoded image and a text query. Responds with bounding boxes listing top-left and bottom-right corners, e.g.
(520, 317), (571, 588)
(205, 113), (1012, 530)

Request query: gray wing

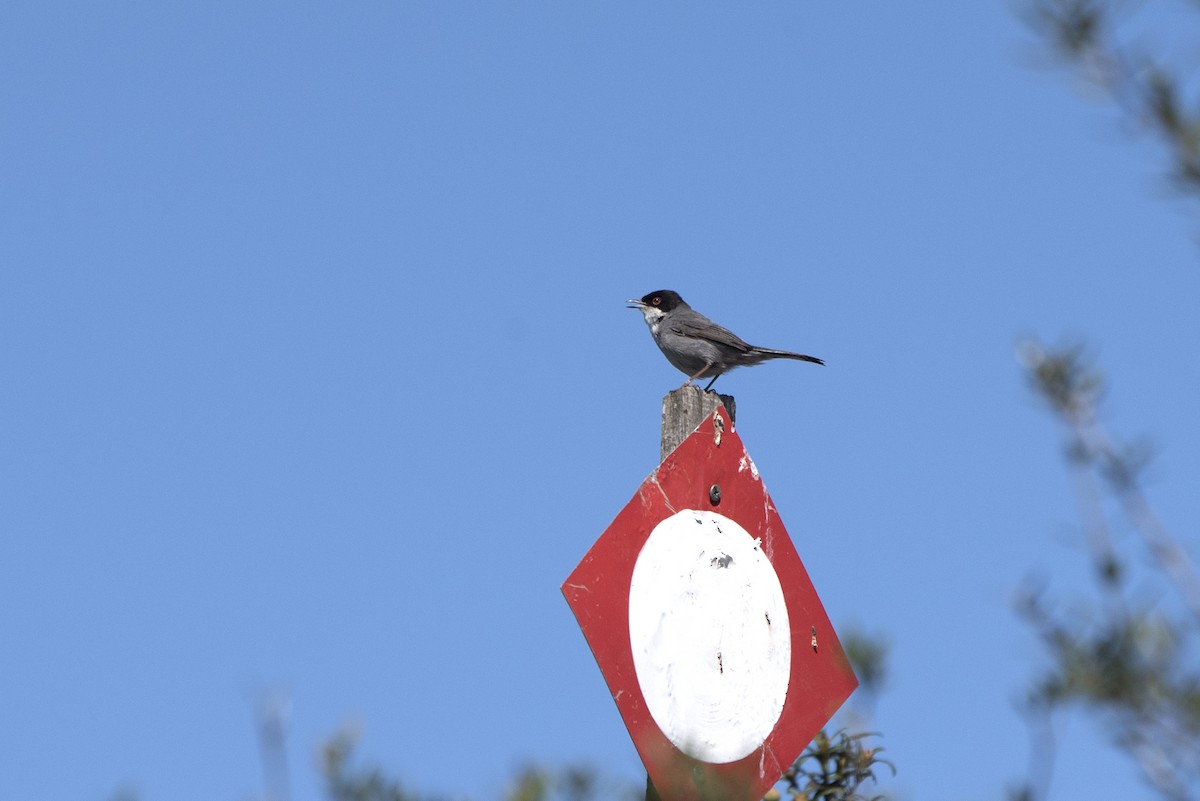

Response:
(670, 317), (753, 353)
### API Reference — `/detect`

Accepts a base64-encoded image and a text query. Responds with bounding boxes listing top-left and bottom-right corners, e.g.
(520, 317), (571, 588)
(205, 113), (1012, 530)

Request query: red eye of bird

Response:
(652, 296), (661, 305)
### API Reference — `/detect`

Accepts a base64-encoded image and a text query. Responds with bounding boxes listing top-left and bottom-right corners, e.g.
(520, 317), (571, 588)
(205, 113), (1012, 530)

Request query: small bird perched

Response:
(627, 289), (823, 390)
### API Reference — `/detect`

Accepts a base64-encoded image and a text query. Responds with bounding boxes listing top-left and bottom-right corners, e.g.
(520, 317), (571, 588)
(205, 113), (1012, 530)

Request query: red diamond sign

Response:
(562, 407), (857, 801)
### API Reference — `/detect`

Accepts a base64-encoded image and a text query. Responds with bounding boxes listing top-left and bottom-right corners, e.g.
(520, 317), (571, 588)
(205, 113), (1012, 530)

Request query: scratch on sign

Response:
(738, 454), (760, 479)
(644, 473), (677, 514)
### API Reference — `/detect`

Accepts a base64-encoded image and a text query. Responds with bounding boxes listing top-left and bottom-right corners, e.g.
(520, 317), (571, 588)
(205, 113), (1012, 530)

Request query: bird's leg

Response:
(678, 363), (713, 390)
(702, 374), (721, 392)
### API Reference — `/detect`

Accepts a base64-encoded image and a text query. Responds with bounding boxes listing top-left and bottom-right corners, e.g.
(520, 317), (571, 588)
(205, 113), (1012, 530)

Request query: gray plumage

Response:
(627, 289), (823, 390)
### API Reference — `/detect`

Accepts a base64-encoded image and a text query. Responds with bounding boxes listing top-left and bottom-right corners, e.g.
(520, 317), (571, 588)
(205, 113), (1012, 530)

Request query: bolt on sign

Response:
(562, 407), (857, 801)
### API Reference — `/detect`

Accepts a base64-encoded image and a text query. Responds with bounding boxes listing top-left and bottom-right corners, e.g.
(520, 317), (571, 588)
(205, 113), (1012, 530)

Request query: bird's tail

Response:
(750, 347), (824, 366)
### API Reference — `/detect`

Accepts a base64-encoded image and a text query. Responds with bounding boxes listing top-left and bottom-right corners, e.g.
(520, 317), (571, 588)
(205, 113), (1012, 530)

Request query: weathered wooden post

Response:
(659, 386), (735, 463)
(650, 386), (734, 801)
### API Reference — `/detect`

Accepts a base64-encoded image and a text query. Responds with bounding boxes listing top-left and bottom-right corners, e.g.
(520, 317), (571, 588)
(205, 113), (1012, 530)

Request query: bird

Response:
(627, 289), (823, 390)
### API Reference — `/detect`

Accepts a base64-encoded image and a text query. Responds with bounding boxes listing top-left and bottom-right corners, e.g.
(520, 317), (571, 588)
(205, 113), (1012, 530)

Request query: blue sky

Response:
(4, 3), (1200, 800)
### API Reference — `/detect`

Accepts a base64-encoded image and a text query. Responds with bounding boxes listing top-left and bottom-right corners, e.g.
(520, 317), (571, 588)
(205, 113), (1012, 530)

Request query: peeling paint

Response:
(737, 454), (760, 479)
(711, 409), (725, 447)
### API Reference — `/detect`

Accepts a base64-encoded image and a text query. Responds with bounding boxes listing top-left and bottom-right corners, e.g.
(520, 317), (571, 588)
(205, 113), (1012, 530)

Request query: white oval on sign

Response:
(628, 510), (791, 764)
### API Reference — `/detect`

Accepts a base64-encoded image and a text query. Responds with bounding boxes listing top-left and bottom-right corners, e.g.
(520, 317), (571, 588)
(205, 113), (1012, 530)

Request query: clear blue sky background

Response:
(4, 3), (1200, 801)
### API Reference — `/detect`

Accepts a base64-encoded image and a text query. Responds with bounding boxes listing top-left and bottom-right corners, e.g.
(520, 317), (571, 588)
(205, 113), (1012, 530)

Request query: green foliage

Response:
(1022, 0), (1200, 197)
(772, 730), (892, 801)
(106, 787), (140, 801)
(1015, 341), (1200, 800)
(505, 764), (639, 801)
(841, 629), (889, 699)
(321, 727), (425, 801)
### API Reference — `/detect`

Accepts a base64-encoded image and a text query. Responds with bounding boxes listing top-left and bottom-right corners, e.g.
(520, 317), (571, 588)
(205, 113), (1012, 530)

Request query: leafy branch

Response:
(1013, 340), (1200, 801)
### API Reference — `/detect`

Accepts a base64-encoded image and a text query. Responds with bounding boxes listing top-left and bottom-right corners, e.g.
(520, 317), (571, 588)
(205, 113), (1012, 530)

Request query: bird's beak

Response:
(626, 299), (647, 309)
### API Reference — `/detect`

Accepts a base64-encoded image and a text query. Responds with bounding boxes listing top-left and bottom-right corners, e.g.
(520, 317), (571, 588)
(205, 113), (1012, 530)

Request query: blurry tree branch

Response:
(841, 628), (890, 717)
(1019, 340), (1200, 620)
(1020, 0), (1200, 198)
(1012, 340), (1200, 801)
(321, 725), (425, 801)
(253, 687), (293, 801)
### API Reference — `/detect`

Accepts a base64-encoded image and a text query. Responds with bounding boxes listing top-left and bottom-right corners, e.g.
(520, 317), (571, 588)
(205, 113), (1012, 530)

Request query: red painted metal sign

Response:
(562, 407), (857, 801)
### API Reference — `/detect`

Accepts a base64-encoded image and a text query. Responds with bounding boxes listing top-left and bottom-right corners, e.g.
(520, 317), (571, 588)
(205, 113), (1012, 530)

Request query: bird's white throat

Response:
(636, 305), (666, 334)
